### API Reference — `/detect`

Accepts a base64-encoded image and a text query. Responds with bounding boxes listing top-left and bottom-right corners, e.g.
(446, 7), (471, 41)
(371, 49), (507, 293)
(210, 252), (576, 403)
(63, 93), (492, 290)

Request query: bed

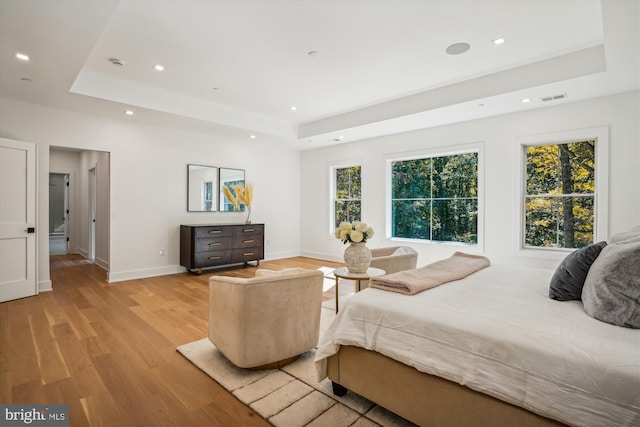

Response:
(315, 264), (640, 427)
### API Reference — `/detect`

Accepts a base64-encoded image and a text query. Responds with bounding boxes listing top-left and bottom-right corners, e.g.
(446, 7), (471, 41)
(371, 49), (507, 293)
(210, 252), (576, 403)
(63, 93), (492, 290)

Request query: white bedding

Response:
(315, 265), (640, 427)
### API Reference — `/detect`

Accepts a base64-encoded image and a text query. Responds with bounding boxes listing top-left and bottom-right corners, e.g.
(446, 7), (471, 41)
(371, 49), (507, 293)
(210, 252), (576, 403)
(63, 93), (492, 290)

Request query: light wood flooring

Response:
(0, 255), (343, 426)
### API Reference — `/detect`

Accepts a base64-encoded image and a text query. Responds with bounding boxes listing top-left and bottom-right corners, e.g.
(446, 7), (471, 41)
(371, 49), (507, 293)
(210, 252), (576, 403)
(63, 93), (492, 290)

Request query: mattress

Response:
(315, 265), (640, 427)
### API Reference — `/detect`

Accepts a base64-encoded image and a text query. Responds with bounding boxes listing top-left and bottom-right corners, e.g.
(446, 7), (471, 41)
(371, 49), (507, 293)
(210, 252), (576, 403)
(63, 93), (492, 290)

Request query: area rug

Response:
(177, 307), (416, 426)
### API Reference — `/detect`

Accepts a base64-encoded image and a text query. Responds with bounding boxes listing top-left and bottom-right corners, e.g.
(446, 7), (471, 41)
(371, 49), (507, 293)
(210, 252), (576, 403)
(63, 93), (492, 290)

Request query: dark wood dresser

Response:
(180, 224), (264, 273)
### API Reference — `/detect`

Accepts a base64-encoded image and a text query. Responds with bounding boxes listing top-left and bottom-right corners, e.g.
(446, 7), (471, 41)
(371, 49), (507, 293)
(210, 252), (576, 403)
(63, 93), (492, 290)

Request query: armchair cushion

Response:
(369, 246), (418, 276)
(254, 268), (305, 278)
(208, 268), (323, 368)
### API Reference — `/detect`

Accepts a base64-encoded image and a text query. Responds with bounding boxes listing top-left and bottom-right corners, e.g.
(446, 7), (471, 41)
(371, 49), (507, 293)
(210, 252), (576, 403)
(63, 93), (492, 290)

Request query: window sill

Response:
(515, 246), (572, 260)
(389, 237), (478, 247)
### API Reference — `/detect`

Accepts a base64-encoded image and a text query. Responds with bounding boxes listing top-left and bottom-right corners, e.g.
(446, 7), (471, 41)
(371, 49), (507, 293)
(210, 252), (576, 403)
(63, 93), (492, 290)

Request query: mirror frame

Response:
(219, 167), (246, 212)
(187, 164), (218, 212)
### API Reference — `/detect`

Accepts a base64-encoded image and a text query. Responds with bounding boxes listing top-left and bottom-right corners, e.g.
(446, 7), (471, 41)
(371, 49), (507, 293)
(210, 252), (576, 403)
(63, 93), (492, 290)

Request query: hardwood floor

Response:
(0, 255), (342, 426)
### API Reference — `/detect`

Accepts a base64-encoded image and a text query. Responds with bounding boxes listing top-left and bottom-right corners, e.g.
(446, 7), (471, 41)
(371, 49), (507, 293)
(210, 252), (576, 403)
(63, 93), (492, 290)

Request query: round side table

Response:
(332, 267), (386, 313)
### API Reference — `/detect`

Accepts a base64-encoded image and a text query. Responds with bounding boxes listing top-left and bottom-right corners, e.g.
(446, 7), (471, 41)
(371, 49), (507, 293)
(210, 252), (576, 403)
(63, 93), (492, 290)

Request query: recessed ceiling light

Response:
(212, 87), (220, 91)
(15, 52), (30, 61)
(290, 106), (297, 111)
(308, 51), (320, 58)
(20, 77), (32, 82)
(521, 98), (531, 104)
(445, 43), (470, 55)
(154, 64), (164, 71)
(125, 110), (134, 116)
(250, 135), (256, 139)
(492, 37), (506, 45)
(477, 103), (485, 107)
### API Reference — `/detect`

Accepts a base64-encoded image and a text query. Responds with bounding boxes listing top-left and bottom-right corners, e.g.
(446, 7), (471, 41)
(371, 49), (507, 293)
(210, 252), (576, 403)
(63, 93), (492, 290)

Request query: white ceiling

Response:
(0, 0), (638, 149)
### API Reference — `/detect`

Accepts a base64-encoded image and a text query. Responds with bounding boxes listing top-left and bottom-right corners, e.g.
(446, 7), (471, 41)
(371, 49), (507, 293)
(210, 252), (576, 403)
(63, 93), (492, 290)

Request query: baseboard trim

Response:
(107, 265), (186, 283)
(105, 251), (328, 283)
(263, 250), (300, 261)
(95, 256), (109, 271)
(299, 250), (342, 263)
(38, 280), (53, 293)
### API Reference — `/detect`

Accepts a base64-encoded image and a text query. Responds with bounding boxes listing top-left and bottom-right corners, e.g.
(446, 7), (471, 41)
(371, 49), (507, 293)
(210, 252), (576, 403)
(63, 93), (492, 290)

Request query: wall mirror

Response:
(219, 167), (245, 212)
(187, 164), (218, 212)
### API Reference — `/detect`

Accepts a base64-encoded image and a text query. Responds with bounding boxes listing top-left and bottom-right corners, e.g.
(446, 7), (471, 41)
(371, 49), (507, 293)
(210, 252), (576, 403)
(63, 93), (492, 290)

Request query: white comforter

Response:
(315, 265), (640, 427)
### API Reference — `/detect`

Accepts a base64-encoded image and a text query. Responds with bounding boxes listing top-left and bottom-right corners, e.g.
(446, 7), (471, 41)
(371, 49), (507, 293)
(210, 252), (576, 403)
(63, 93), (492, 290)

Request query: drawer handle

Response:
(208, 256), (222, 260)
(243, 252), (254, 256)
(243, 239), (254, 244)
(209, 242), (222, 246)
(243, 228), (254, 232)
(209, 230), (223, 234)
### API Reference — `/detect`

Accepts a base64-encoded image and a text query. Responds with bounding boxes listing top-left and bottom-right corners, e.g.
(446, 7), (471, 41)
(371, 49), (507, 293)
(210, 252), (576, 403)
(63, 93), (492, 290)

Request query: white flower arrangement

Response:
(334, 221), (374, 244)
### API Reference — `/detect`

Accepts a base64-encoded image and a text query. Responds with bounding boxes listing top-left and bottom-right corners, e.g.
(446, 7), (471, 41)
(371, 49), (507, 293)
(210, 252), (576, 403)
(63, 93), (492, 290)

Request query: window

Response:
(333, 166), (361, 228)
(203, 181), (214, 211)
(524, 140), (595, 249)
(390, 152), (478, 243)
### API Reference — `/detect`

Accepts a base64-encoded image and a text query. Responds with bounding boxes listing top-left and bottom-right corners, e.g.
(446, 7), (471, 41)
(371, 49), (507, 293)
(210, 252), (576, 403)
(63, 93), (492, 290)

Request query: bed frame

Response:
(327, 345), (568, 427)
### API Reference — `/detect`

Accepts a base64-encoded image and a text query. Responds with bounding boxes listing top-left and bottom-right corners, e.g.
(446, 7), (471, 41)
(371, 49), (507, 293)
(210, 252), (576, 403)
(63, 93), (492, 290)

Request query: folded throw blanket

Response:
(370, 252), (490, 295)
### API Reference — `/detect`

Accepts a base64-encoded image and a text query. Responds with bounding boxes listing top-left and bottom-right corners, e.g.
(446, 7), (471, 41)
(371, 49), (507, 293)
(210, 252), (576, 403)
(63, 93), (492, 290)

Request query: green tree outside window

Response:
(334, 166), (361, 228)
(524, 141), (595, 248)
(391, 152), (478, 243)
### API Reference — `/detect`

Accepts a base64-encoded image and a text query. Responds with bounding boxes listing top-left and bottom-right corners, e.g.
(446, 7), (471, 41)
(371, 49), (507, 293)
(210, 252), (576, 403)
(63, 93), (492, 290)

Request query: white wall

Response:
(0, 99), (302, 286)
(301, 90), (640, 270)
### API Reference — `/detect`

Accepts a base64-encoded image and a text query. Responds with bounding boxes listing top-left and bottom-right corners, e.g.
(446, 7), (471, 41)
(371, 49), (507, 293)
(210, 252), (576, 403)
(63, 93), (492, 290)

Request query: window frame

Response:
(385, 143), (484, 248)
(329, 162), (363, 236)
(516, 126), (609, 258)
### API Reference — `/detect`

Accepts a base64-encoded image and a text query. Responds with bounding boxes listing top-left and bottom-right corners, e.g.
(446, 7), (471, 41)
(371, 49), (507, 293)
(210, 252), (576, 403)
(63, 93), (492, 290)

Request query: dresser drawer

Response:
(194, 250), (233, 267)
(233, 224), (264, 237)
(194, 236), (233, 252)
(235, 236), (261, 248)
(194, 226), (233, 238)
(232, 247), (264, 263)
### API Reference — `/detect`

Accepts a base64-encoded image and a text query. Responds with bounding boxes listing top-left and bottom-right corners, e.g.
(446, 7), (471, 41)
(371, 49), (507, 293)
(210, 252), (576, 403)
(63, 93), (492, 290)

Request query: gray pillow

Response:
(608, 225), (640, 244)
(582, 240), (640, 328)
(549, 241), (607, 301)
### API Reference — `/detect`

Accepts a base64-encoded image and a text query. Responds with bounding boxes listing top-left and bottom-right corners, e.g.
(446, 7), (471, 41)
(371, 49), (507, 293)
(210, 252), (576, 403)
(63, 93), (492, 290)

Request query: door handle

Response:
(26, 227), (35, 233)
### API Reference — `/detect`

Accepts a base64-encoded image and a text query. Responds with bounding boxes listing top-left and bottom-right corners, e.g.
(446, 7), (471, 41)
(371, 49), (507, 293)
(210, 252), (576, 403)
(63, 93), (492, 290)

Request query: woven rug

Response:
(177, 306), (416, 427)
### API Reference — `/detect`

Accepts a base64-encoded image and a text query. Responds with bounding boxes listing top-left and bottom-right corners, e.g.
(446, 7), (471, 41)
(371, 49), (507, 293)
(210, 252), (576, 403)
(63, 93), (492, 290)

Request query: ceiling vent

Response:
(541, 93), (567, 102)
(108, 57), (125, 67)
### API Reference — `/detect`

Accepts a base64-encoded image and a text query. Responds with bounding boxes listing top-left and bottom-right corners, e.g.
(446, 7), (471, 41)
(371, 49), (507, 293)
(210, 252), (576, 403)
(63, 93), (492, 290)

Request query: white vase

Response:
(343, 242), (371, 273)
(245, 205), (251, 224)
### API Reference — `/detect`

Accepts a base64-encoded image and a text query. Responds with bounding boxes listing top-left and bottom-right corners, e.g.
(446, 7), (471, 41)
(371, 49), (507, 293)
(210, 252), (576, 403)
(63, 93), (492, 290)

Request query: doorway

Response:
(49, 147), (110, 274)
(49, 173), (69, 255)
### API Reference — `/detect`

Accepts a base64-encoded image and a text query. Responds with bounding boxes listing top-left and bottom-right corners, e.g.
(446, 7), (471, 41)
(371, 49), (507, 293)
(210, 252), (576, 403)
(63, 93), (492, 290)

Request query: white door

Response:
(0, 138), (37, 302)
(63, 173), (69, 252)
(88, 167), (96, 260)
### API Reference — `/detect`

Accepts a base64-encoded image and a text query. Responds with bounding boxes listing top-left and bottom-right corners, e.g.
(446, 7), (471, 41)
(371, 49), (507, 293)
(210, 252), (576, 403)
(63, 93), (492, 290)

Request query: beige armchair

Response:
(370, 246), (418, 275)
(208, 268), (324, 369)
